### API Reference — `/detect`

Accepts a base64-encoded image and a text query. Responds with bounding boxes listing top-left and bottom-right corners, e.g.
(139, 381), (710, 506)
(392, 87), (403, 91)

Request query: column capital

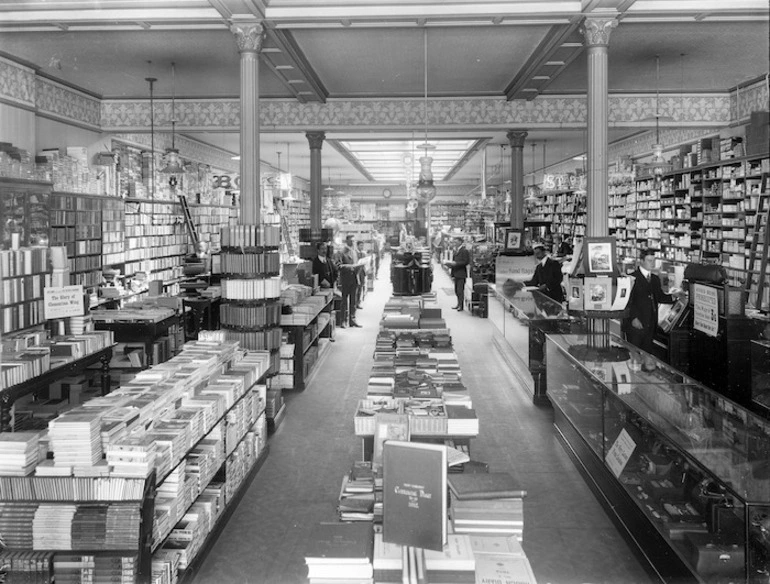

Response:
(506, 130), (528, 149)
(230, 17), (265, 53)
(581, 17), (618, 47)
(306, 131), (326, 150)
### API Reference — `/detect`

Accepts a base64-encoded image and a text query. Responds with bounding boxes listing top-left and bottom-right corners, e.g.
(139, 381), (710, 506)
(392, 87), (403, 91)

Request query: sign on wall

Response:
(44, 285), (85, 320)
(693, 283), (719, 337)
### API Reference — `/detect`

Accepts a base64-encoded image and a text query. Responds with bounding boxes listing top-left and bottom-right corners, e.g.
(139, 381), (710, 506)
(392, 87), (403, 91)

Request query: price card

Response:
(693, 283), (719, 337)
(605, 428), (637, 478)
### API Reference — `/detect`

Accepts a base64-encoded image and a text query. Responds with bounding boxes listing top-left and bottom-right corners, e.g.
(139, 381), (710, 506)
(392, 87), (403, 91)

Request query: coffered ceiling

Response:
(0, 0), (768, 197)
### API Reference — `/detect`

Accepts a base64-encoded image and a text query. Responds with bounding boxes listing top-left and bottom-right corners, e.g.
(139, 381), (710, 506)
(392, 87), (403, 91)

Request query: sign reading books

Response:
(44, 285), (84, 319)
(383, 440), (447, 551)
(693, 283), (719, 337)
(605, 428), (637, 478)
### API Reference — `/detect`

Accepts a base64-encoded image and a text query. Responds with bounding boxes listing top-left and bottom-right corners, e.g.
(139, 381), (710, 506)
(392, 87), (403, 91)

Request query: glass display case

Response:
(488, 284), (579, 404)
(547, 333), (770, 584)
(752, 340), (770, 415)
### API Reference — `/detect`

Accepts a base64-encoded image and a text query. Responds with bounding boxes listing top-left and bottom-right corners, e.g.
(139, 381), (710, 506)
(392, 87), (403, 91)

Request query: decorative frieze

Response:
(0, 57), (35, 108)
(36, 77), (101, 130)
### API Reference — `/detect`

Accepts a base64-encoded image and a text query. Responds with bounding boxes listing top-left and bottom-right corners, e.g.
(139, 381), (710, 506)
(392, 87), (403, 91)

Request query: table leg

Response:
(100, 352), (111, 396)
(0, 394), (12, 433)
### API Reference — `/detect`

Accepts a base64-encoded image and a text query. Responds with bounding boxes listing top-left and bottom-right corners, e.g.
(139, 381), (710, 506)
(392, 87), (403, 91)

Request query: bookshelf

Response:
(0, 247), (50, 335)
(620, 148), (770, 297)
(528, 188), (586, 244)
(49, 193), (103, 291)
(277, 289), (334, 391)
(0, 342), (270, 584)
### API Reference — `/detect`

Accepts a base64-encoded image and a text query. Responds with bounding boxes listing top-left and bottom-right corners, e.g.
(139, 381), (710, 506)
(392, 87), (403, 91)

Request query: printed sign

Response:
(693, 283), (719, 337)
(44, 285), (85, 319)
(605, 428), (637, 478)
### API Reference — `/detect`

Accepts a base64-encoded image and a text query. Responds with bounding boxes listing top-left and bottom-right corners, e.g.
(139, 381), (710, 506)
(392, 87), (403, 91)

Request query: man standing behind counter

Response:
(525, 242), (565, 303)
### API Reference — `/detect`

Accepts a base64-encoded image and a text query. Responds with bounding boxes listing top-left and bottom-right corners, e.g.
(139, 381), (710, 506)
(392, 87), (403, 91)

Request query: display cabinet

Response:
(547, 333), (770, 584)
(751, 340), (770, 415)
(488, 285), (579, 405)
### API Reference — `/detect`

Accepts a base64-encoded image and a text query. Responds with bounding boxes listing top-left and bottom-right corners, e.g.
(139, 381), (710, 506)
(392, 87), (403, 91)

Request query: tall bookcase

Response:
(529, 188), (586, 242)
(123, 198), (187, 283)
(49, 192), (103, 291)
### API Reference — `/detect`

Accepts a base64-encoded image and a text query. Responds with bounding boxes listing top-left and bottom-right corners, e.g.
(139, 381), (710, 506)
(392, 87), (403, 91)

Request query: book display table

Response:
(92, 309), (180, 368)
(546, 332), (770, 584)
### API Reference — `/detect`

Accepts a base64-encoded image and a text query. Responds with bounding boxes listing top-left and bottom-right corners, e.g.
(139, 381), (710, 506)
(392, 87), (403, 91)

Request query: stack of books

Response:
(0, 431), (42, 476)
(0, 502), (37, 547)
(338, 461), (381, 522)
(53, 554), (138, 584)
(32, 503), (76, 549)
(0, 550), (53, 583)
(471, 535), (537, 583)
(373, 533), (476, 584)
(304, 522), (374, 583)
(48, 411), (103, 469)
(448, 473), (527, 541)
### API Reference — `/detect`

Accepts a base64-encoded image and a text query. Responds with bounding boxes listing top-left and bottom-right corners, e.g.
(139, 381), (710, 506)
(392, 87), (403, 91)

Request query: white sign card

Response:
(44, 285), (85, 319)
(605, 428), (637, 478)
(693, 283), (719, 337)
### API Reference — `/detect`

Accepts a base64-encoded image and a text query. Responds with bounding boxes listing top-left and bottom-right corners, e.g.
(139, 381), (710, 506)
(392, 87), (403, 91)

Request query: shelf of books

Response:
(217, 224), (284, 431)
(49, 193), (103, 291)
(527, 187), (586, 244)
(303, 294), (535, 584)
(276, 287), (334, 391)
(0, 340), (271, 584)
(620, 142), (769, 295)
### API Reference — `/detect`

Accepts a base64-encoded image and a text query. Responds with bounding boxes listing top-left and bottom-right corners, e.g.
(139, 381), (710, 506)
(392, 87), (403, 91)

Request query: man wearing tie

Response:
(623, 248), (681, 353)
(444, 235), (470, 311)
(525, 242), (565, 303)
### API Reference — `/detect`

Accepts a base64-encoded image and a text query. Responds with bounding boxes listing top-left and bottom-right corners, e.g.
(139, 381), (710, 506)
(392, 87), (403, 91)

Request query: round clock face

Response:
(383, 188), (392, 199)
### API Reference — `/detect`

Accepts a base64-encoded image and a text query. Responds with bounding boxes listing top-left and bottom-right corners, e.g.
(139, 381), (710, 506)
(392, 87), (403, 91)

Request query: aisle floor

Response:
(190, 256), (657, 584)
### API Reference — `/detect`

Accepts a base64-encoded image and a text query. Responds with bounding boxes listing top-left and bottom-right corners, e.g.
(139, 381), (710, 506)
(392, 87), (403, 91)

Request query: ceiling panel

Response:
(293, 25), (551, 97)
(0, 29), (295, 98)
(545, 21), (770, 93)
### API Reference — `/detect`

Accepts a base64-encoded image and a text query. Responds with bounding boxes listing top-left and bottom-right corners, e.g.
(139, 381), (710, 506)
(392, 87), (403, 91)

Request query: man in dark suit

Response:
(622, 248), (681, 353)
(444, 236), (470, 311)
(525, 242), (565, 303)
(335, 242), (361, 328)
(311, 241), (336, 289)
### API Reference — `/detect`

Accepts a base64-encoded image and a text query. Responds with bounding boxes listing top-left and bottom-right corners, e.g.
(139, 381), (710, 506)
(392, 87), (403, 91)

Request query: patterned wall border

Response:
(102, 93), (732, 132)
(35, 77), (101, 130)
(732, 77), (770, 122)
(0, 57), (36, 109)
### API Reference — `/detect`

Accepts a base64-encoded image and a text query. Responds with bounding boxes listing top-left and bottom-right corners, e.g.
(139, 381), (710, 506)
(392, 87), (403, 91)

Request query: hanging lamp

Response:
(415, 28), (436, 204)
(145, 67), (157, 201)
(160, 62), (184, 175)
(638, 55), (673, 183)
(524, 142), (541, 205)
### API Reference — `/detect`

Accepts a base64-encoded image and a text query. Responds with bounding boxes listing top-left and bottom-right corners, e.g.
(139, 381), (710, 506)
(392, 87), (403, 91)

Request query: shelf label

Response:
(44, 285), (85, 319)
(605, 428), (637, 478)
(693, 283), (719, 337)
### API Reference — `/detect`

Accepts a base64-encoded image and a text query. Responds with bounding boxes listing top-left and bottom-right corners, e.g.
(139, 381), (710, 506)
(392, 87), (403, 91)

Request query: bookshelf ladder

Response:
(745, 173), (770, 311)
(178, 194), (200, 246)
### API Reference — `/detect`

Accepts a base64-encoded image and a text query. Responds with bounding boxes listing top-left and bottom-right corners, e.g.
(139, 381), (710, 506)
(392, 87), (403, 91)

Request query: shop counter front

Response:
(488, 284), (580, 405)
(546, 333), (770, 584)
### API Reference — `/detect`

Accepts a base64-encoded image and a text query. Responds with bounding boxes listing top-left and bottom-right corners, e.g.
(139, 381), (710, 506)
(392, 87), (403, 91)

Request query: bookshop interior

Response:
(1, 1), (770, 583)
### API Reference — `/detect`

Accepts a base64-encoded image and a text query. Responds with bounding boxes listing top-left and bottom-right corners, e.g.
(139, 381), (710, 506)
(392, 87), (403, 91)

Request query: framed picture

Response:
(505, 229), (523, 251)
(584, 276), (612, 311)
(583, 237), (616, 276)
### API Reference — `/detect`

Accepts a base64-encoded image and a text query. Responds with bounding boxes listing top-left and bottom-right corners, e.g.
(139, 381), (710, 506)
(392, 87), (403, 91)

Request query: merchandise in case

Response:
(547, 333), (770, 584)
(488, 285), (578, 404)
(751, 340), (770, 415)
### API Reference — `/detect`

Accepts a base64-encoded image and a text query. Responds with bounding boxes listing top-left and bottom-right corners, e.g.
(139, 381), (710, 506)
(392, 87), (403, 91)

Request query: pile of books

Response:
(448, 472), (526, 541)
(48, 411), (103, 469)
(0, 550), (53, 583)
(0, 431), (41, 476)
(338, 461), (382, 522)
(53, 554), (138, 584)
(304, 522), (374, 583)
(373, 533), (476, 584)
(0, 502), (37, 547)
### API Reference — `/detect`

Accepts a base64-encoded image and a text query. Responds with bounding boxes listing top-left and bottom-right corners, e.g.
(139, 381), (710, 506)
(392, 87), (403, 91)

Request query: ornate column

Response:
(306, 131), (325, 231)
(230, 16), (265, 225)
(582, 16), (617, 237)
(507, 130), (528, 229)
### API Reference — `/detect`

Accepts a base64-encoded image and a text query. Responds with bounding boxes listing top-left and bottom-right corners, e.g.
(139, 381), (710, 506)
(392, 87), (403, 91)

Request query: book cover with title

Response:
(382, 440), (447, 551)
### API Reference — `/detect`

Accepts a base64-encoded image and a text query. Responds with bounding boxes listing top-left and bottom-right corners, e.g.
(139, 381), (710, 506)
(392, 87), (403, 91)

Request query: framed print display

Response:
(583, 237), (616, 276)
(505, 229), (523, 251)
(584, 277), (612, 311)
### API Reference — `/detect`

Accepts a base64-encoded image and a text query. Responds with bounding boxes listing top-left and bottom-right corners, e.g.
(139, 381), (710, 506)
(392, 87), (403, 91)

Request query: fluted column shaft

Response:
(231, 18), (265, 225)
(306, 132), (325, 231)
(507, 130), (528, 229)
(583, 16), (617, 237)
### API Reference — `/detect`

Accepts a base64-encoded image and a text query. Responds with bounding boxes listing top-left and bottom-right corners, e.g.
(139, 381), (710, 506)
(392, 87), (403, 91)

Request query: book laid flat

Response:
(304, 521), (373, 564)
(474, 553), (537, 584)
(447, 472), (526, 500)
(383, 440), (447, 551)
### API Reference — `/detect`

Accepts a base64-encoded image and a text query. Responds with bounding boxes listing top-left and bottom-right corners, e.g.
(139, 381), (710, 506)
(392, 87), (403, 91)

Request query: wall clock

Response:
(382, 188), (392, 199)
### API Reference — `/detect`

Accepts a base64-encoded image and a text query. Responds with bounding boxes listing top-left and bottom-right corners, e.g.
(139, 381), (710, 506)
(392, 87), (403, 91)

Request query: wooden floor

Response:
(189, 255), (656, 584)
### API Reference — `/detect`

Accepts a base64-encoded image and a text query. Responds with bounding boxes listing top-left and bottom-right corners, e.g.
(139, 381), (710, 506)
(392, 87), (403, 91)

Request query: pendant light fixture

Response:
(639, 55), (673, 184)
(524, 142), (541, 206)
(282, 141), (295, 201)
(324, 166), (334, 192)
(415, 28), (436, 204)
(160, 62), (184, 175)
(145, 65), (157, 201)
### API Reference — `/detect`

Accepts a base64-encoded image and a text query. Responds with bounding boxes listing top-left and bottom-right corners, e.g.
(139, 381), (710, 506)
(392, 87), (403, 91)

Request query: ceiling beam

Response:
(444, 138), (491, 181)
(327, 139), (376, 182)
(504, 22), (583, 100)
(263, 29), (328, 103)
